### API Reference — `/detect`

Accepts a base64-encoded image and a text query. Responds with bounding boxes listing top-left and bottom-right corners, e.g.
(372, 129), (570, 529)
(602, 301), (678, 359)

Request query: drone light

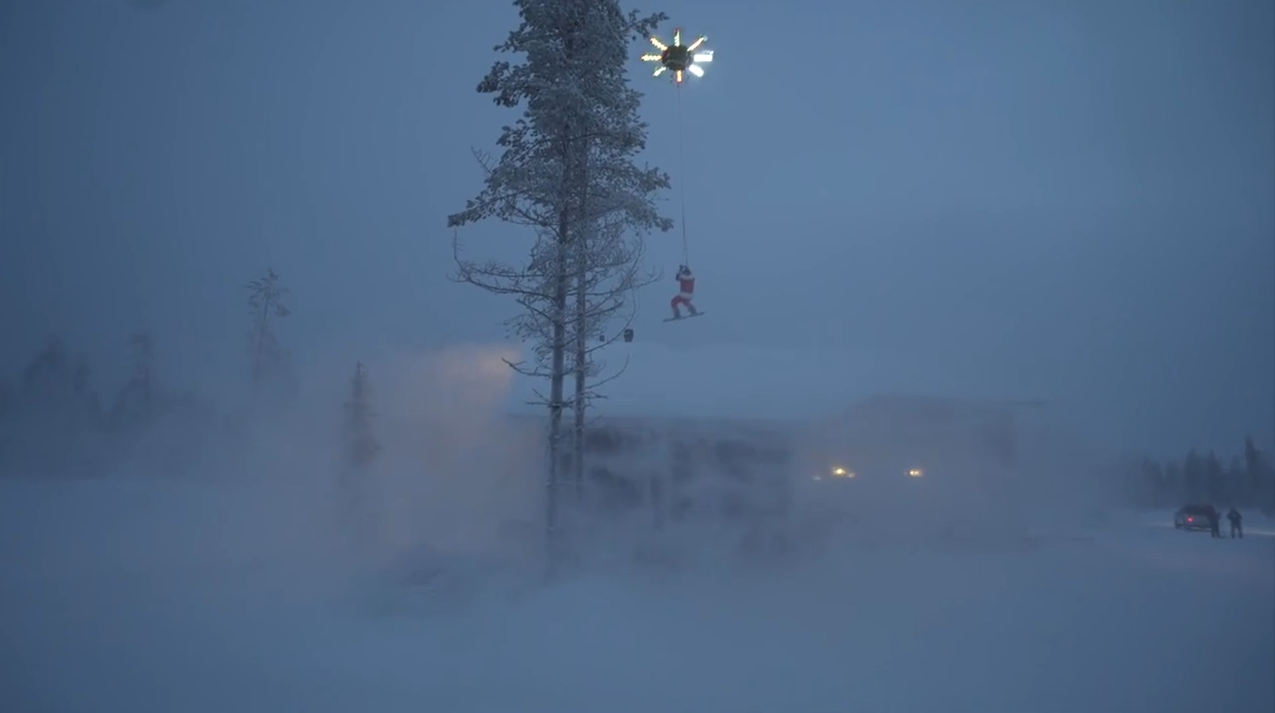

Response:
(640, 28), (712, 85)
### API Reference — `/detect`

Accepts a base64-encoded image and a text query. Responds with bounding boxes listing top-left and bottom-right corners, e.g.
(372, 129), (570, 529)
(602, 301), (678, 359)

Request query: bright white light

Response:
(640, 31), (712, 84)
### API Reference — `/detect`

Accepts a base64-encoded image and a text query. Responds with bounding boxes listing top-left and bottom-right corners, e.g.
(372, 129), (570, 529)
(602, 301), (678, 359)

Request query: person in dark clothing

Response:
(1227, 507), (1243, 539)
(1208, 508), (1222, 538)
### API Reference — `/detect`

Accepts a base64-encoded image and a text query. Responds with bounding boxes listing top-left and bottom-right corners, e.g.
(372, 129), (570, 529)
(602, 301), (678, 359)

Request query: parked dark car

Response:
(1174, 504), (1216, 532)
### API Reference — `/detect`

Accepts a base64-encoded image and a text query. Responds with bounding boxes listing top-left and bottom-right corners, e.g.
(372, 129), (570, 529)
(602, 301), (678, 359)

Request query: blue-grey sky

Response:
(1, 0), (1271, 453)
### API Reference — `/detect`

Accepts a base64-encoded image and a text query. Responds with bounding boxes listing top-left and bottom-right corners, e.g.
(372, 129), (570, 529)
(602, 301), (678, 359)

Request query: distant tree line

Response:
(0, 268), (350, 474)
(0, 329), (208, 476)
(0, 267), (382, 542)
(1122, 437), (1274, 513)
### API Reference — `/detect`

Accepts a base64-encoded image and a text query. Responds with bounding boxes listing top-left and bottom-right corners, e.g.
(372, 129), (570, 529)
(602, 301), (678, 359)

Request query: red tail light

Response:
(1187, 517), (1194, 522)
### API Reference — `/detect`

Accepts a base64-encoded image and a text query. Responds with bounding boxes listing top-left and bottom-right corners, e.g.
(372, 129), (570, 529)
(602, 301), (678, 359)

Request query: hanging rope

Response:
(676, 82), (690, 266)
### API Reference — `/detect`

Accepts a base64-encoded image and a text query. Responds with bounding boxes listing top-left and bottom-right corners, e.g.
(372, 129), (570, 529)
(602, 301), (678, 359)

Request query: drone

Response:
(640, 28), (713, 84)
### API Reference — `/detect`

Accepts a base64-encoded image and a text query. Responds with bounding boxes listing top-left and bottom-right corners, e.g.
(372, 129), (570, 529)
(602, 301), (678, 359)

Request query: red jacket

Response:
(677, 271), (695, 296)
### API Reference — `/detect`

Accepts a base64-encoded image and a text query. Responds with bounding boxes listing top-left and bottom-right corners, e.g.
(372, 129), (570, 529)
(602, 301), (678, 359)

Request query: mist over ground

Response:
(2, 344), (1273, 713)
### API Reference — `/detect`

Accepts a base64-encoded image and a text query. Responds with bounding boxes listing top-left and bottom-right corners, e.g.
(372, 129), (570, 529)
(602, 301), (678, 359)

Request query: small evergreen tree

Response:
(1205, 450), (1225, 503)
(1137, 458), (1162, 508)
(1225, 455), (1246, 506)
(0, 378), (13, 473)
(22, 338), (70, 408)
(1245, 436), (1274, 513)
(111, 329), (156, 430)
(0, 379), (11, 424)
(245, 268), (292, 397)
(13, 338), (102, 473)
(1183, 449), (1204, 502)
(340, 362), (380, 545)
(1163, 460), (1182, 504)
(343, 362), (380, 471)
(21, 339), (100, 428)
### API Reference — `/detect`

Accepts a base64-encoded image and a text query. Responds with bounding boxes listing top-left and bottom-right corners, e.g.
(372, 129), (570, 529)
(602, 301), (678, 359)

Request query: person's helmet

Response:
(678, 264), (689, 273)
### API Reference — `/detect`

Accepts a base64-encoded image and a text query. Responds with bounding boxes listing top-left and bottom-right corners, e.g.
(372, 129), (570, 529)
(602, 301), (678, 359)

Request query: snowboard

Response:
(663, 311), (707, 323)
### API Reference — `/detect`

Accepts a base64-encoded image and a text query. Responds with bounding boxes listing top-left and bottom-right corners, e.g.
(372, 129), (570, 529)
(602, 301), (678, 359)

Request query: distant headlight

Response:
(908, 468), (923, 477)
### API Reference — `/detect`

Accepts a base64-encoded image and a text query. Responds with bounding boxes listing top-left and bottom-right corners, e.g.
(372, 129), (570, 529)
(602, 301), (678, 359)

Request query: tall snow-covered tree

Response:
(245, 268), (292, 394)
(447, 0), (671, 557)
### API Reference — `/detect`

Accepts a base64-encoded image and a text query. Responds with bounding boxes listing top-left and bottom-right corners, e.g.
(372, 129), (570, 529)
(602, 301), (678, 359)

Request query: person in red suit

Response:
(670, 264), (699, 319)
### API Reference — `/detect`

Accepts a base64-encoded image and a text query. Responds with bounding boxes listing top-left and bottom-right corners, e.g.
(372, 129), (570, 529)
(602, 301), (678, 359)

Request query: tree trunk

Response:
(252, 301), (270, 389)
(573, 244), (587, 505)
(572, 159), (590, 507)
(544, 205), (571, 581)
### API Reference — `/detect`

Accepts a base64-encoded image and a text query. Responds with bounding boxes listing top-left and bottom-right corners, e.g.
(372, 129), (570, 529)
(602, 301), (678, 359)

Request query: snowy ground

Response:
(1, 478), (1272, 713)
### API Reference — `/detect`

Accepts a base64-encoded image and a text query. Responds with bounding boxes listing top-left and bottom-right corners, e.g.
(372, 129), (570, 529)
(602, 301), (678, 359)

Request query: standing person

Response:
(1227, 507), (1243, 539)
(1208, 506), (1222, 538)
(669, 264), (699, 320)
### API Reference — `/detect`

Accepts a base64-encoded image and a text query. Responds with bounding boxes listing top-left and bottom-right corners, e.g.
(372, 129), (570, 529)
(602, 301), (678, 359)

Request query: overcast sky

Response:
(1, 0), (1271, 453)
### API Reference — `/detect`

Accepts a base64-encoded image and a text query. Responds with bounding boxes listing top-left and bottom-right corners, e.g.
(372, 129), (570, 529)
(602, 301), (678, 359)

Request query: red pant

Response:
(671, 294), (694, 311)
